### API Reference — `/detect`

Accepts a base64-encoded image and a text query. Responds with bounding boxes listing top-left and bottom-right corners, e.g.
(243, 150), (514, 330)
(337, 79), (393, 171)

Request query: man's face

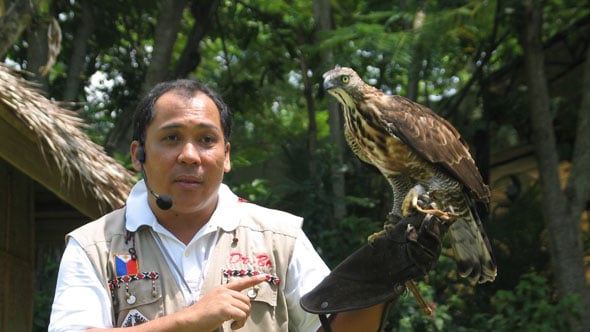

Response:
(131, 90), (231, 215)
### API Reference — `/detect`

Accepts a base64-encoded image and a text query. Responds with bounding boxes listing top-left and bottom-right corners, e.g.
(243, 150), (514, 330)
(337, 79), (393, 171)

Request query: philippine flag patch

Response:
(115, 254), (138, 276)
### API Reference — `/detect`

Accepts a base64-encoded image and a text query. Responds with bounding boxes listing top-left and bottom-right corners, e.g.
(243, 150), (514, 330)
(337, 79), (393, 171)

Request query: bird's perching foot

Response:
(367, 229), (386, 244)
(368, 212), (400, 244)
(402, 185), (459, 221)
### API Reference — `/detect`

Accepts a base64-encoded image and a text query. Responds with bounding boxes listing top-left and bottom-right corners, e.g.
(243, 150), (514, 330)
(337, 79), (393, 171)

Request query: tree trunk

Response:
(314, 0), (347, 224)
(105, 0), (188, 153)
(569, 34), (590, 211)
(519, 2), (590, 331)
(63, 0), (96, 103)
(172, 0), (220, 78)
(406, 10), (425, 102)
(26, 17), (49, 90)
(142, 0), (188, 89)
(0, 0), (41, 58)
(299, 51), (318, 177)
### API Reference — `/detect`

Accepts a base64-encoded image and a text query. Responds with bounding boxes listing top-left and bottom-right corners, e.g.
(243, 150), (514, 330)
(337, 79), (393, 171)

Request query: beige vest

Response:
(68, 203), (302, 331)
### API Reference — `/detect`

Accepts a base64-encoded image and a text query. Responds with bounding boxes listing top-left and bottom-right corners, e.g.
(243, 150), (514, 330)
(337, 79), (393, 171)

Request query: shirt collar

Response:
(125, 180), (242, 235)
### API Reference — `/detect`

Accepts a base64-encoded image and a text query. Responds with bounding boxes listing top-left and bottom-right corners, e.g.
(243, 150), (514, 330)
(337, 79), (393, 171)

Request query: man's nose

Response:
(178, 143), (201, 164)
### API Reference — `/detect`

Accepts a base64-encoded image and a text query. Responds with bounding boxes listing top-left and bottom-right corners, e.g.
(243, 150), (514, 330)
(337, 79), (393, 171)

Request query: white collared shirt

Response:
(49, 181), (329, 332)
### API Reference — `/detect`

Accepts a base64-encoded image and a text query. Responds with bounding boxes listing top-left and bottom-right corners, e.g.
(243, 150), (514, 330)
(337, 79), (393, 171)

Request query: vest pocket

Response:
(246, 279), (278, 307)
(111, 274), (163, 326)
(223, 273), (278, 308)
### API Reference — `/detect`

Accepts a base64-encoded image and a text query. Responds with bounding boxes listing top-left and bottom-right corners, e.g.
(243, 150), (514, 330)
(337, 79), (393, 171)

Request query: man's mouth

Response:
(174, 175), (203, 184)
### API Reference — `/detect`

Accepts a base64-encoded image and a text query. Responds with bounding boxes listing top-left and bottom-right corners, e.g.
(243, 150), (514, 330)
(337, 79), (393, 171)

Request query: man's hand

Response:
(182, 274), (267, 330)
(87, 275), (267, 332)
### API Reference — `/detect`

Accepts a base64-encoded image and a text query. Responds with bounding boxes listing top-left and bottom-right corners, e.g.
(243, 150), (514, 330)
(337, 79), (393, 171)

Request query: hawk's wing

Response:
(375, 94), (490, 203)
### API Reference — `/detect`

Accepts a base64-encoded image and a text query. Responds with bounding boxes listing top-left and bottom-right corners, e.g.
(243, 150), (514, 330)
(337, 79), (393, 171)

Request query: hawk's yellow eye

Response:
(341, 75), (350, 84)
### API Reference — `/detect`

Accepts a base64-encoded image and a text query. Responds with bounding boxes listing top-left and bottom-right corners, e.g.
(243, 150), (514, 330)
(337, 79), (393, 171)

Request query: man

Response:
(49, 79), (390, 331)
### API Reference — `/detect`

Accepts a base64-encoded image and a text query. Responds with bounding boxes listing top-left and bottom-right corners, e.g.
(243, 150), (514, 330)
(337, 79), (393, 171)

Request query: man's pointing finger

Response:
(225, 274), (267, 292)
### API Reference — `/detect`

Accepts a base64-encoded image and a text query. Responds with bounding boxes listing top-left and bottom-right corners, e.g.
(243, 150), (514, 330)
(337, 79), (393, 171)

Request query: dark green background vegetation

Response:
(2, 0), (589, 330)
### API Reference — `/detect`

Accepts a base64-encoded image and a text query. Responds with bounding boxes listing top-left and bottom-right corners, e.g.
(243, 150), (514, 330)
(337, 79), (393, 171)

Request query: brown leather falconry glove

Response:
(300, 212), (445, 329)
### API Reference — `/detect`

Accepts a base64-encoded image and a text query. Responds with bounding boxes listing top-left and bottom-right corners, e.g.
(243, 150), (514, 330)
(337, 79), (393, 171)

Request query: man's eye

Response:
(201, 135), (216, 144)
(164, 135), (179, 141)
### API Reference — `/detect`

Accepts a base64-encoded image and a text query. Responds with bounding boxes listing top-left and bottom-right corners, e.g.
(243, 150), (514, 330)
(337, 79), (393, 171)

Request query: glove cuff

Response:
(300, 214), (443, 315)
(300, 227), (420, 314)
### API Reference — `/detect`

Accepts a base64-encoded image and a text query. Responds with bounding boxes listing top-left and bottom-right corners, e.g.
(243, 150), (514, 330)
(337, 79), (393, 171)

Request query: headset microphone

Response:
(138, 145), (173, 210)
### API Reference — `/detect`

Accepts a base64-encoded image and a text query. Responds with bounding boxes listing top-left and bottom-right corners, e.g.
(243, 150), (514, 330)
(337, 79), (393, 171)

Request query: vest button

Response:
(247, 286), (259, 299)
(126, 294), (137, 304)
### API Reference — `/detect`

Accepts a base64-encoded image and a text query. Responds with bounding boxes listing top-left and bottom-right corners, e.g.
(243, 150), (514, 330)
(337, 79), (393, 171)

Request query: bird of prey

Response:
(323, 65), (496, 284)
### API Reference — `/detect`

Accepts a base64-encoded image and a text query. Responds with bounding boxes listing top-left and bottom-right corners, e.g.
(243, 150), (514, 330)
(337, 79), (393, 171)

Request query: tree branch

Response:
(0, 0), (41, 58)
(565, 42), (590, 214)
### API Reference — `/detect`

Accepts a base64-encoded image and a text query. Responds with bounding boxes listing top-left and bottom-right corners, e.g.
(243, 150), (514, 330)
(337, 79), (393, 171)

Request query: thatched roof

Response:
(0, 63), (134, 218)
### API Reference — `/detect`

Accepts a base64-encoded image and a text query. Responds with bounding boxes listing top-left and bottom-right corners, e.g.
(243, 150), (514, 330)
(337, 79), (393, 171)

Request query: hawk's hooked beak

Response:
(323, 79), (336, 91)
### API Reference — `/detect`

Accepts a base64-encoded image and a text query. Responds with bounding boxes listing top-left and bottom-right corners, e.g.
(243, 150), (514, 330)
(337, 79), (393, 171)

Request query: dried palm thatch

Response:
(0, 63), (134, 215)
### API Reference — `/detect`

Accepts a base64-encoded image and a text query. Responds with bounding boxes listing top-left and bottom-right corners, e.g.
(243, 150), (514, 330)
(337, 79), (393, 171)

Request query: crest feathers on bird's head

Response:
(323, 65), (358, 78)
(323, 65), (340, 79)
(322, 66), (368, 103)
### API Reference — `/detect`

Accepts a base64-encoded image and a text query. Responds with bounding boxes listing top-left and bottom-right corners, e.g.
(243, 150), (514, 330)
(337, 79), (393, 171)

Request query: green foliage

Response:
(472, 273), (579, 331)
(32, 249), (60, 331)
(487, 182), (550, 288)
(383, 266), (579, 331)
(387, 281), (455, 332)
(232, 178), (275, 205)
(6, 0), (588, 329)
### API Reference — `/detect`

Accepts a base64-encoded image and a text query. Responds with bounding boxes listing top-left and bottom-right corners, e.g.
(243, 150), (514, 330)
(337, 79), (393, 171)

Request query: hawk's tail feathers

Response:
(448, 203), (497, 284)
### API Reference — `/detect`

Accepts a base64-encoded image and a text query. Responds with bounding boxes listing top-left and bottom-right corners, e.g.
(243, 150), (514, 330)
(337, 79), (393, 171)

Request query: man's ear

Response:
(224, 142), (231, 173)
(130, 140), (142, 171)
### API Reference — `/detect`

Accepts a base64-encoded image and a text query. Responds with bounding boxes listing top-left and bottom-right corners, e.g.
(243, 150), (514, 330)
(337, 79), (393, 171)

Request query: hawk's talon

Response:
(413, 204), (458, 221)
(367, 229), (386, 245)
(401, 186), (427, 217)
(402, 186), (459, 221)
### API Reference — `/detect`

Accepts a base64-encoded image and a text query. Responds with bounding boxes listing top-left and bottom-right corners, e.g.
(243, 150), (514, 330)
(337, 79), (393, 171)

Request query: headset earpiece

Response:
(137, 143), (173, 210)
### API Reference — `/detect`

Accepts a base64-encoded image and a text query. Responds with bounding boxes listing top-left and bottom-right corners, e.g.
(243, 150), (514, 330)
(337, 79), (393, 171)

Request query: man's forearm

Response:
(318, 303), (386, 332)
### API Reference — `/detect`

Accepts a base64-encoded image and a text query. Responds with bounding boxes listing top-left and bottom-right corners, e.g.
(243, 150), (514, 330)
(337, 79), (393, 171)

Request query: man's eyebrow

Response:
(158, 122), (220, 131)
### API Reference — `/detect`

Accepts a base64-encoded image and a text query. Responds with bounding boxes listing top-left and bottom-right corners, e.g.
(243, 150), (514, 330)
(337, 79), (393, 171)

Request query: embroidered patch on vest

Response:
(223, 269), (280, 286)
(115, 254), (138, 276)
(121, 309), (149, 327)
(109, 271), (160, 289)
(109, 271), (160, 304)
(229, 252), (273, 268)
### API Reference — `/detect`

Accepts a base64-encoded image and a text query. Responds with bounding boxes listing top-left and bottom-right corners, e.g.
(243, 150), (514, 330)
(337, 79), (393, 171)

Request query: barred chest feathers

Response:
(343, 104), (427, 178)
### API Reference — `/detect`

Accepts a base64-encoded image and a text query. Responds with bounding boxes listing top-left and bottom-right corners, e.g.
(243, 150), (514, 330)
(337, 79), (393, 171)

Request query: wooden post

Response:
(0, 160), (34, 332)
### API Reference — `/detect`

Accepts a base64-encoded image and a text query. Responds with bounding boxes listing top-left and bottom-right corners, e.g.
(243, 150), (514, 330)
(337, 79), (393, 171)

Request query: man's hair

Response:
(132, 79), (232, 143)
